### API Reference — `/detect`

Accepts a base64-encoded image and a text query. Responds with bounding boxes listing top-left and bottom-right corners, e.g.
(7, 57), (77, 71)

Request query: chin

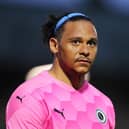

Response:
(75, 68), (89, 74)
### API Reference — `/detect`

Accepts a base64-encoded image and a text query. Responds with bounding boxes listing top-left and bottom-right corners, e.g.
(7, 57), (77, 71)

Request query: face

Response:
(55, 20), (98, 75)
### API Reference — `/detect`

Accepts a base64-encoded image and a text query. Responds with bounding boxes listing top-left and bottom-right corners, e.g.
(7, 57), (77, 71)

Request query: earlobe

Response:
(49, 38), (59, 54)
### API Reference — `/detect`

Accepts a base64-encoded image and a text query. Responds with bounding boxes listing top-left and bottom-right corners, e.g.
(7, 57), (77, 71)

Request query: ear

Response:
(49, 37), (59, 54)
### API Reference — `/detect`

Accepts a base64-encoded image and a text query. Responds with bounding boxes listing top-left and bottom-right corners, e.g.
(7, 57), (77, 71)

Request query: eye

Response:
(87, 39), (97, 47)
(71, 39), (81, 45)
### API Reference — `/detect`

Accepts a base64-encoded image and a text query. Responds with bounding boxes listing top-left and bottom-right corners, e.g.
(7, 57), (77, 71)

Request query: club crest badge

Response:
(96, 109), (107, 124)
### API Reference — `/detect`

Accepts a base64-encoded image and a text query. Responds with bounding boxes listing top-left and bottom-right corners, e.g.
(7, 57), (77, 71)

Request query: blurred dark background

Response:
(0, 0), (129, 129)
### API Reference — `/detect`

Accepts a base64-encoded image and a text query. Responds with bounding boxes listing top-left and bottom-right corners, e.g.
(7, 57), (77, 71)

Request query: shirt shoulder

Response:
(82, 82), (114, 106)
(6, 71), (52, 120)
(8, 71), (51, 98)
(6, 93), (49, 129)
(82, 82), (115, 129)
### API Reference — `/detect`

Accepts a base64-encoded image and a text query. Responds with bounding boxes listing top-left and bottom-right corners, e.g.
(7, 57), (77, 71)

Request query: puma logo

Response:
(54, 108), (65, 119)
(16, 95), (25, 103)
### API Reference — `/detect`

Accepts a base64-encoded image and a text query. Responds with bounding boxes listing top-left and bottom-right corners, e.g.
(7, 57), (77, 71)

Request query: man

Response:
(6, 12), (115, 129)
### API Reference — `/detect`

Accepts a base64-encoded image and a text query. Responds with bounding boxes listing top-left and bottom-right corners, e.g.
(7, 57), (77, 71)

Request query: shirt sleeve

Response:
(6, 94), (49, 129)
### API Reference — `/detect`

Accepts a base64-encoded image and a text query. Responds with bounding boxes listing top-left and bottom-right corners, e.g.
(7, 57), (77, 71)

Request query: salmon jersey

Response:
(6, 71), (115, 129)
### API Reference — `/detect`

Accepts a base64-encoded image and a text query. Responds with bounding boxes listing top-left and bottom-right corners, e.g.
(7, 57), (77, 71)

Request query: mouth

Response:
(77, 58), (92, 64)
(76, 58), (92, 66)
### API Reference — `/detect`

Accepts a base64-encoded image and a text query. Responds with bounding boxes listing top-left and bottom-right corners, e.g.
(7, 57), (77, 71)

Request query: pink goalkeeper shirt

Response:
(6, 71), (115, 129)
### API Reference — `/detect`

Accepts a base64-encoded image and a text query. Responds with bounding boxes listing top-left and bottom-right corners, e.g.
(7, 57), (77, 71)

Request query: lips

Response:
(76, 58), (92, 64)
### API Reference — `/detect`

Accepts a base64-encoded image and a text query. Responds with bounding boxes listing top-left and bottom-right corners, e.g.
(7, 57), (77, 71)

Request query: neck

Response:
(49, 58), (85, 89)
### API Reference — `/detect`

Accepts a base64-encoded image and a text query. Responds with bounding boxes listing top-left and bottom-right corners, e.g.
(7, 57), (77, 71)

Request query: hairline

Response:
(55, 18), (94, 42)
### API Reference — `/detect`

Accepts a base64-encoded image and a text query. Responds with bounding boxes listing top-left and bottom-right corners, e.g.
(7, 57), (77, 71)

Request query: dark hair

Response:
(41, 12), (93, 45)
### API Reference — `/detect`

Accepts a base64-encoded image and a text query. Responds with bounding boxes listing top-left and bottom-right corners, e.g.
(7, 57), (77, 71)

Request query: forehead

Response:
(62, 20), (97, 38)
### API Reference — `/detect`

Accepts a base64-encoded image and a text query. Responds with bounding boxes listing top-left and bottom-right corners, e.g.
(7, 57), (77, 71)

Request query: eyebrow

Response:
(88, 38), (98, 42)
(68, 37), (83, 41)
(68, 37), (98, 42)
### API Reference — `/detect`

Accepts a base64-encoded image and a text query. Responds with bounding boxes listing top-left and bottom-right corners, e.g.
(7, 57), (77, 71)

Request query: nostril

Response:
(79, 51), (90, 57)
(79, 47), (89, 55)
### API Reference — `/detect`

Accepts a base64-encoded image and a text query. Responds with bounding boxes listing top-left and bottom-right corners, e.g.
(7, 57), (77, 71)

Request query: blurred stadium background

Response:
(0, 0), (129, 129)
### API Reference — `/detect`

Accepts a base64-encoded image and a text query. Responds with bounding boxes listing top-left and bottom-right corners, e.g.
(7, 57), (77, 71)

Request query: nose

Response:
(79, 44), (90, 56)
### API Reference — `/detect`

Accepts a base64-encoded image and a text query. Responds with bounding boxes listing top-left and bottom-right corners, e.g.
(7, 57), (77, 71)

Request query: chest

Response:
(44, 91), (110, 129)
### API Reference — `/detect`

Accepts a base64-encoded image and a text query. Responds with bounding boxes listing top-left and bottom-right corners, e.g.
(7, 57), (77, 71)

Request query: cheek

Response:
(58, 42), (79, 63)
(88, 47), (97, 58)
(63, 50), (75, 60)
(66, 46), (78, 60)
(61, 48), (77, 64)
(91, 49), (97, 59)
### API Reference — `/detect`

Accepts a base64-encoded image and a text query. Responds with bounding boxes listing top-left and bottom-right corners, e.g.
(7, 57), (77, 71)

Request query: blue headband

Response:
(54, 12), (89, 33)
